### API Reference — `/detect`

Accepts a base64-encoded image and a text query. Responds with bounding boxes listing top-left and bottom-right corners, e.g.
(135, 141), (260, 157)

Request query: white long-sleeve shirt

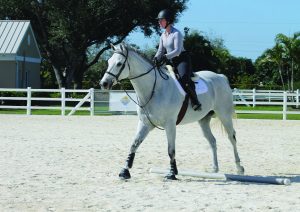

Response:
(155, 26), (185, 60)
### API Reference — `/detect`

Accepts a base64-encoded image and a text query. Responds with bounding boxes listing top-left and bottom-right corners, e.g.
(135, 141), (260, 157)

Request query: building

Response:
(0, 20), (42, 88)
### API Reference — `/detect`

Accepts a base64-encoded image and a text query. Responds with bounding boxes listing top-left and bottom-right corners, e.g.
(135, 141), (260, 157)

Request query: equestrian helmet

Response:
(157, 9), (174, 23)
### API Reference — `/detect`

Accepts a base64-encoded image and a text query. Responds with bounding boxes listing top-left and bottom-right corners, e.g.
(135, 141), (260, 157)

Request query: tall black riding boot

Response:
(182, 77), (201, 111)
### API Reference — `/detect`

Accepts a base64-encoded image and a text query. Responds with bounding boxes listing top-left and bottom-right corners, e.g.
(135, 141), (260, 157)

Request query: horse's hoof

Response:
(165, 173), (177, 180)
(119, 168), (131, 180)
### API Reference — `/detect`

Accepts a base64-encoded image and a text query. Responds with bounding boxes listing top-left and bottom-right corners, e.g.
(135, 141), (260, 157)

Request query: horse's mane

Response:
(127, 45), (154, 65)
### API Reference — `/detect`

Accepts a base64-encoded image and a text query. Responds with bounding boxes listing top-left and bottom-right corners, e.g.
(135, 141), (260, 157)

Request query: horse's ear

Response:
(110, 43), (116, 51)
(120, 42), (127, 52)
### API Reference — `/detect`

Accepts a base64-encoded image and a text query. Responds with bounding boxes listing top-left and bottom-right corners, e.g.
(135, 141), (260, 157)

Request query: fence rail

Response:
(0, 87), (94, 116)
(233, 88), (300, 120)
(1, 88), (300, 120)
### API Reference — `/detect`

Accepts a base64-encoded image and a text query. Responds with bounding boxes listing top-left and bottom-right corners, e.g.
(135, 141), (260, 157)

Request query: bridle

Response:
(105, 48), (130, 81)
(104, 46), (169, 130)
(105, 47), (155, 82)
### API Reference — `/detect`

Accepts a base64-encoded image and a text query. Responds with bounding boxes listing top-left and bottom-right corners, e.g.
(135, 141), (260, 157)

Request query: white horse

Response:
(100, 43), (244, 180)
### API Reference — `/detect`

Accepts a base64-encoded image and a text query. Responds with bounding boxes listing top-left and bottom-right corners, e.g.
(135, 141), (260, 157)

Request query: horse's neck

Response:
(129, 52), (167, 105)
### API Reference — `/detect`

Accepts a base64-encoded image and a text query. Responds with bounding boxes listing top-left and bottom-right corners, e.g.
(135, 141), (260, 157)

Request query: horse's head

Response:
(100, 43), (130, 89)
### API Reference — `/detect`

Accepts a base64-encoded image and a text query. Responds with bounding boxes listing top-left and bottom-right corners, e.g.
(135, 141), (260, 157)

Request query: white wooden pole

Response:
(233, 88), (237, 102)
(149, 168), (291, 185)
(90, 88), (94, 116)
(61, 87), (65, 116)
(283, 92), (287, 120)
(26, 87), (31, 115)
(296, 89), (299, 108)
(225, 174), (290, 185)
(252, 88), (256, 107)
(68, 91), (91, 116)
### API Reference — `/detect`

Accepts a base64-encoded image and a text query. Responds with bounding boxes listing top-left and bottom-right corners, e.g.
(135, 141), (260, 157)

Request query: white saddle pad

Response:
(194, 78), (208, 94)
(167, 67), (208, 96)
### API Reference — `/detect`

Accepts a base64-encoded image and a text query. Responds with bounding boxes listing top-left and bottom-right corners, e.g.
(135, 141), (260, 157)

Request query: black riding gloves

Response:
(153, 57), (159, 66)
(160, 55), (168, 64)
(153, 55), (168, 66)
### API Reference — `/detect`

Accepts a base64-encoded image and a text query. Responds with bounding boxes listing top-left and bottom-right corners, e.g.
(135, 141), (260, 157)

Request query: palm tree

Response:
(275, 32), (300, 92)
(264, 46), (286, 90)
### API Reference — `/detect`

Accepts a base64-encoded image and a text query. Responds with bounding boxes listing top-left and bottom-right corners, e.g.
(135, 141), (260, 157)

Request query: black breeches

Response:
(176, 60), (191, 79)
(171, 52), (192, 79)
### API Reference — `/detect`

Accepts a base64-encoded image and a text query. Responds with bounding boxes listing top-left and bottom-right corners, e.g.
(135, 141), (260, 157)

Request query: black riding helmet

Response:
(157, 9), (174, 23)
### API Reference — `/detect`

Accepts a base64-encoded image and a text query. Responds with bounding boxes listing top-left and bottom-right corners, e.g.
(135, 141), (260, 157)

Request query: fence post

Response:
(233, 88), (237, 101)
(90, 88), (94, 116)
(26, 87), (31, 115)
(252, 88), (256, 107)
(61, 87), (66, 116)
(283, 92), (287, 120)
(296, 89), (299, 109)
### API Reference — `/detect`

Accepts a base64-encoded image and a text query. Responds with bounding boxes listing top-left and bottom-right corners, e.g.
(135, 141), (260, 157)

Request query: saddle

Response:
(166, 65), (200, 82)
(166, 65), (191, 125)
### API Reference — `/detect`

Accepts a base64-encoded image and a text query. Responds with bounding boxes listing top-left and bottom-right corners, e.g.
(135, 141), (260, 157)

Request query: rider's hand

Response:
(153, 57), (159, 66)
(153, 55), (167, 66)
(160, 55), (167, 64)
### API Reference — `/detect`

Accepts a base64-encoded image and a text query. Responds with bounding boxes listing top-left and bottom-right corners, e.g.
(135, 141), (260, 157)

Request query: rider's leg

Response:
(181, 75), (201, 111)
(177, 62), (201, 111)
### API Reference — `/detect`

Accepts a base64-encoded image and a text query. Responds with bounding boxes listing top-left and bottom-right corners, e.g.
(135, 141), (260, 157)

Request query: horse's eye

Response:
(116, 62), (122, 67)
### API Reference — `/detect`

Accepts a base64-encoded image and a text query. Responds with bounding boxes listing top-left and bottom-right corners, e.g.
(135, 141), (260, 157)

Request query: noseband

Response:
(105, 49), (130, 82)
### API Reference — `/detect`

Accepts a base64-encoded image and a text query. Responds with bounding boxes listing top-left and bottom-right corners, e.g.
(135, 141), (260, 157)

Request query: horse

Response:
(100, 43), (244, 180)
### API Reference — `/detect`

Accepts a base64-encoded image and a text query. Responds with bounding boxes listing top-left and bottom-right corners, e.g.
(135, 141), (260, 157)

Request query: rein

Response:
(105, 47), (169, 130)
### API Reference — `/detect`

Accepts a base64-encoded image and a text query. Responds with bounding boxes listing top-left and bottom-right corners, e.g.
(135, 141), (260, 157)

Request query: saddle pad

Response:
(195, 79), (208, 94)
(169, 73), (208, 95)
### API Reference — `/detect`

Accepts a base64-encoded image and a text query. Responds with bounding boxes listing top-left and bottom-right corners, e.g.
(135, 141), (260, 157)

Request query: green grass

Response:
(1, 105), (300, 120)
(235, 105), (283, 111)
(235, 105), (300, 120)
(0, 109), (90, 115)
(236, 113), (300, 120)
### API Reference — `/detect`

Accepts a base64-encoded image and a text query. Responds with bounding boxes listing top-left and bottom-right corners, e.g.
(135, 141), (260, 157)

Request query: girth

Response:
(176, 94), (189, 125)
(168, 67), (188, 125)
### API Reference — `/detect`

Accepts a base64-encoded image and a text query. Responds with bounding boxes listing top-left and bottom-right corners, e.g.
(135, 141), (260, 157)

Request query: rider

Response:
(153, 9), (201, 111)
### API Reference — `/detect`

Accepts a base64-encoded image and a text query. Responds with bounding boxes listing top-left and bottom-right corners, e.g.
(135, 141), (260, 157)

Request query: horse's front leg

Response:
(119, 120), (153, 180)
(165, 121), (178, 180)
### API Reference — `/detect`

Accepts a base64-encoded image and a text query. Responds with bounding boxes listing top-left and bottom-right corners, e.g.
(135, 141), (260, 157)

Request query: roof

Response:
(0, 20), (39, 55)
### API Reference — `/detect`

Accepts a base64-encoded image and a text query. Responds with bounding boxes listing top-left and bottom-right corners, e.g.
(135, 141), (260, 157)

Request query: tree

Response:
(275, 32), (300, 91)
(0, 0), (187, 88)
(225, 56), (256, 86)
(183, 29), (256, 87)
(183, 29), (220, 71)
(256, 46), (286, 90)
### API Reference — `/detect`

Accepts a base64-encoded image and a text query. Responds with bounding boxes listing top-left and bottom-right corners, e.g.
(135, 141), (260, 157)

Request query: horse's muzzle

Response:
(99, 79), (113, 90)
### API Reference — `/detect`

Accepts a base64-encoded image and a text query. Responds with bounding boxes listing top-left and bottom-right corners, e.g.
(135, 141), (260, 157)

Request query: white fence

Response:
(0, 87), (94, 116)
(233, 88), (300, 120)
(1, 88), (300, 120)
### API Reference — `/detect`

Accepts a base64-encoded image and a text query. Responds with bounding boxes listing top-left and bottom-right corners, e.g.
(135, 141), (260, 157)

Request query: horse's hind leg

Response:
(119, 121), (153, 179)
(216, 111), (245, 174)
(198, 112), (219, 173)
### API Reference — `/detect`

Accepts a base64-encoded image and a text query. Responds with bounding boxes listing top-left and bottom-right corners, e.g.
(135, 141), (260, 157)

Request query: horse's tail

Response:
(219, 74), (237, 119)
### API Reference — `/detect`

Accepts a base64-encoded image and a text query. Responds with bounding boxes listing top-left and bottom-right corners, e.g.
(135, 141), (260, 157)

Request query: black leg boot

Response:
(184, 81), (201, 111)
(179, 76), (201, 111)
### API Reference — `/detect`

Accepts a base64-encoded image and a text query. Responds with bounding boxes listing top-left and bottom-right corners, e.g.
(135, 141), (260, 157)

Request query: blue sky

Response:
(127, 0), (300, 61)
